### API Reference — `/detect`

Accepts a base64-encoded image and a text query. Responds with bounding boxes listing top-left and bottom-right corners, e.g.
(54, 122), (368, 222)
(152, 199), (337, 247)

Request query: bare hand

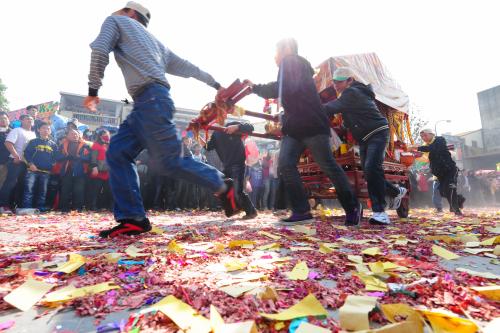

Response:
(29, 164), (38, 172)
(12, 156), (21, 164)
(91, 167), (98, 177)
(215, 87), (227, 103)
(243, 79), (254, 88)
(83, 96), (100, 112)
(224, 124), (240, 135)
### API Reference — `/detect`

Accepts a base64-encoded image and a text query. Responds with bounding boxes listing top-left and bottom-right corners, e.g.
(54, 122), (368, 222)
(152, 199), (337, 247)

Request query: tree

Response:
(409, 103), (428, 145)
(0, 78), (8, 111)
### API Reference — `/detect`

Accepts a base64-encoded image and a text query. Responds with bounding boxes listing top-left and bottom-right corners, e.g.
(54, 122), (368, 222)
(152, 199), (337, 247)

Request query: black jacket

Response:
(418, 136), (457, 178)
(206, 121), (254, 169)
(0, 129), (10, 164)
(252, 55), (330, 139)
(323, 81), (388, 142)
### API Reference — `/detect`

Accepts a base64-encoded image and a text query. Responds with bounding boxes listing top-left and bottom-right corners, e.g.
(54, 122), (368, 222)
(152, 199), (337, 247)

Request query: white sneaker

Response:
(369, 211), (391, 225)
(0, 206), (13, 214)
(389, 187), (407, 210)
(16, 208), (40, 215)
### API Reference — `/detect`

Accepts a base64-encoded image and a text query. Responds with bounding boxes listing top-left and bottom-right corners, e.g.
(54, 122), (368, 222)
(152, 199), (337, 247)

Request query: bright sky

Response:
(1, 0), (499, 134)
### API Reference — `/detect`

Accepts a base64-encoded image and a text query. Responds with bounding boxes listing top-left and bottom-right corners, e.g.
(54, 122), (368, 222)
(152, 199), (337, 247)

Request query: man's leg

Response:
(304, 134), (358, 213)
(226, 165), (256, 216)
(278, 135), (309, 214)
(357, 137), (386, 213)
(0, 161), (23, 208)
(73, 176), (86, 211)
(35, 173), (50, 210)
(22, 171), (37, 208)
(106, 119), (145, 221)
(59, 173), (72, 212)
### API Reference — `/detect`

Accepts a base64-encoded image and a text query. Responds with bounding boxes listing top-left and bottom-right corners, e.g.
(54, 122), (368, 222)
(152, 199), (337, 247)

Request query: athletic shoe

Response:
(389, 187), (407, 210)
(280, 212), (314, 225)
(218, 178), (241, 217)
(242, 211), (258, 220)
(369, 211), (391, 225)
(16, 208), (40, 215)
(345, 202), (363, 227)
(99, 218), (152, 238)
(454, 209), (463, 216)
(436, 208), (443, 213)
(0, 206), (13, 214)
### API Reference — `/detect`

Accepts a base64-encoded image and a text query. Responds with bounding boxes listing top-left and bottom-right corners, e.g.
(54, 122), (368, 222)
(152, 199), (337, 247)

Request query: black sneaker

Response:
(99, 218), (152, 238)
(242, 211), (258, 220)
(218, 178), (241, 217)
(345, 202), (363, 226)
(280, 212), (314, 225)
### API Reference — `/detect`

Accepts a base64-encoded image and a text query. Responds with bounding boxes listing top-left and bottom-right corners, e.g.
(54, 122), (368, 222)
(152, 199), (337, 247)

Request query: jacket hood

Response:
(351, 81), (376, 99)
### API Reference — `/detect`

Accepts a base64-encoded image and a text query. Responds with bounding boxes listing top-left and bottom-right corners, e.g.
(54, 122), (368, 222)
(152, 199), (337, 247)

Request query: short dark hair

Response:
(276, 38), (298, 55)
(123, 8), (149, 27)
(26, 105), (38, 111)
(0, 111), (8, 117)
(20, 114), (33, 120)
(38, 121), (50, 128)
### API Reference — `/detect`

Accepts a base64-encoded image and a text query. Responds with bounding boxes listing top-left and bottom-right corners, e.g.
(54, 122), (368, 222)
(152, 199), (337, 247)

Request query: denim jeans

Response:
(359, 130), (399, 212)
(262, 178), (271, 209)
(269, 177), (279, 210)
(0, 160), (26, 207)
(106, 83), (224, 221)
(432, 180), (443, 210)
(279, 134), (358, 214)
(224, 164), (256, 215)
(22, 171), (50, 209)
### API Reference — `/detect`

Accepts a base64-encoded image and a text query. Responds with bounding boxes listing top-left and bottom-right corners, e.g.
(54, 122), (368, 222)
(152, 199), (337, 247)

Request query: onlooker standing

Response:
(431, 177), (443, 212)
(0, 115), (36, 213)
(20, 123), (57, 212)
(268, 149), (280, 210)
(248, 160), (264, 210)
(0, 111), (11, 188)
(26, 105), (44, 138)
(88, 129), (111, 211)
(261, 150), (271, 209)
(58, 129), (91, 212)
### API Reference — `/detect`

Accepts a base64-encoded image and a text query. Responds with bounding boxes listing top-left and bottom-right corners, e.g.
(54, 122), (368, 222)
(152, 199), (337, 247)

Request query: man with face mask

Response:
(244, 38), (361, 226)
(323, 67), (407, 225)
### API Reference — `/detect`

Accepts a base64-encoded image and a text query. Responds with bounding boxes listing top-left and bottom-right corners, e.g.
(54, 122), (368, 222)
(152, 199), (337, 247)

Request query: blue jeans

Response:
(22, 171), (50, 209)
(106, 83), (224, 221)
(279, 134), (358, 214)
(359, 130), (399, 212)
(432, 180), (443, 210)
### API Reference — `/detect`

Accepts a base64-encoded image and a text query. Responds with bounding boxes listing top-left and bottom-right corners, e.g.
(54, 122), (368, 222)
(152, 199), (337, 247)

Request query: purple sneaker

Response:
(345, 202), (363, 227)
(280, 212), (314, 225)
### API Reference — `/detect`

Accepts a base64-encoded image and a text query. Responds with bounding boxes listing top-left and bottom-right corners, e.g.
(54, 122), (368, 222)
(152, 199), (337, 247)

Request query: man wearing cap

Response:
(410, 129), (465, 215)
(83, 2), (239, 238)
(244, 38), (362, 226)
(323, 67), (407, 225)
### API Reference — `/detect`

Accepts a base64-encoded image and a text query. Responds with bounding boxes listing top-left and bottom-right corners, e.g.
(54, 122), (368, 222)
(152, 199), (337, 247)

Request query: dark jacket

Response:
(252, 55), (330, 139)
(23, 138), (58, 172)
(57, 139), (91, 177)
(323, 81), (389, 142)
(0, 129), (10, 164)
(206, 121), (254, 169)
(418, 136), (457, 178)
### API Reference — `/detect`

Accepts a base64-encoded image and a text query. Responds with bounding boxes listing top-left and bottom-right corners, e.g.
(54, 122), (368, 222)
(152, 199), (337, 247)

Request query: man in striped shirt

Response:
(83, 1), (239, 238)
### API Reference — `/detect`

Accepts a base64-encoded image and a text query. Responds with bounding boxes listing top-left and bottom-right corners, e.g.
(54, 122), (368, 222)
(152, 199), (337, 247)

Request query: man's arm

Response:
(323, 89), (356, 117)
(165, 49), (220, 90)
(252, 81), (279, 99)
(23, 140), (35, 165)
(4, 130), (20, 162)
(206, 134), (217, 151)
(87, 16), (120, 97)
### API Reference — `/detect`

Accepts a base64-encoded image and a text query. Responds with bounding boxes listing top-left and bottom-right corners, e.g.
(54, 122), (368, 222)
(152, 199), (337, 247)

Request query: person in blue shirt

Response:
(20, 122), (58, 212)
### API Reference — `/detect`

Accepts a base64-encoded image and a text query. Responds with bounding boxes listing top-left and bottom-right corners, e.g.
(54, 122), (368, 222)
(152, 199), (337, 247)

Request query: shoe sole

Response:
(390, 188), (408, 210)
(369, 218), (391, 226)
(278, 218), (315, 225)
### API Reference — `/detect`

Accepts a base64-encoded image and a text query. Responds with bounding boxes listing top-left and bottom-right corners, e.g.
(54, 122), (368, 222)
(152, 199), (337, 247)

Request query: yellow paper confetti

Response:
(471, 285), (500, 301)
(369, 262), (385, 274)
(275, 322), (285, 330)
(150, 295), (210, 333)
(354, 273), (388, 291)
(432, 245), (460, 260)
(229, 240), (255, 249)
(295, 322), (331, 333)
(380, 303), (424, 333)
(480, 236), (500, 246)
(211, 305), (258, 333)
(339, 295), (378, 331)
(319, 243), (335, 254)
(218, 282), (261, 298)
(362, 247), (382, 256)
(43, 282), (119, 305)
(125, 245), (148, 258)
(258, 231), (281, 240)
(260, 294), (328, 320)
(224, 260), (248, 272)
(291, 225), (317, 236)
(4, 278), (53, 311)
(289, 246), (315, 251)
(49, 254), (86, 274)
(257, 243), (281, 251)
(167, 240), (185, 255)
(104, 253), (122, 263)
(419, 309), (478, 333)
(151, 226), (164, 234)
(356, 321), (421, 333)
(348, 255), (364, 264)
(286, 261), (309, 280)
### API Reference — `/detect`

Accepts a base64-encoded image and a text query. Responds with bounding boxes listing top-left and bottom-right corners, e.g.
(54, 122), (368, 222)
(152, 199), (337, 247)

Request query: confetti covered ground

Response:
(0, 207), (499, 333)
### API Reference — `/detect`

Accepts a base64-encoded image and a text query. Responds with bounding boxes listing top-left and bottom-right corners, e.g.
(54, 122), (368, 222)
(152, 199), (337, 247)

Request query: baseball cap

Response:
(124, 1), (151, 24)
(420, 128), (435, 135)
(333, 67), (355, 81)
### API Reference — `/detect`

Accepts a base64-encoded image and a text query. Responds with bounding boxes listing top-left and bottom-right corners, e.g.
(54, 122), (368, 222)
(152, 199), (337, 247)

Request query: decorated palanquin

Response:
(187, 54), (414, 217)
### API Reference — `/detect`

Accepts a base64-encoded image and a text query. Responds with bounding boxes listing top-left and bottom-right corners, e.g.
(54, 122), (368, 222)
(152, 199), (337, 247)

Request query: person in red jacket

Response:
(88, 129), (112, 211)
